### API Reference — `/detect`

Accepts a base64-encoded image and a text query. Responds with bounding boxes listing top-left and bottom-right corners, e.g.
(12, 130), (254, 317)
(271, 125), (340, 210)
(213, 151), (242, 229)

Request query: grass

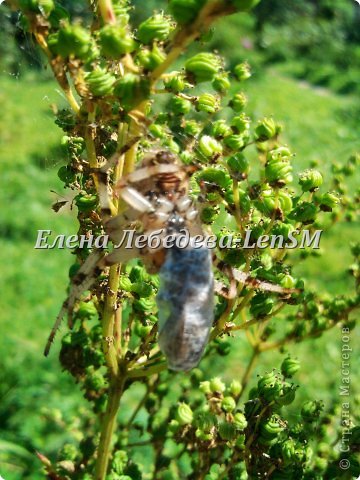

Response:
(0, 65), (359, 478)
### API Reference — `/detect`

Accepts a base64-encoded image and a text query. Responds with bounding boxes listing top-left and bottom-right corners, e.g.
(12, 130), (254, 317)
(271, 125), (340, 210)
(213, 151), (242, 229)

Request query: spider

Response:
(45, 147), (297, 371)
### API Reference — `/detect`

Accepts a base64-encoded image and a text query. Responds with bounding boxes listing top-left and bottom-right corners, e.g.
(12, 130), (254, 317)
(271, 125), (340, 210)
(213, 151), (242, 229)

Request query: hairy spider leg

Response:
(44, 250), (105, 356)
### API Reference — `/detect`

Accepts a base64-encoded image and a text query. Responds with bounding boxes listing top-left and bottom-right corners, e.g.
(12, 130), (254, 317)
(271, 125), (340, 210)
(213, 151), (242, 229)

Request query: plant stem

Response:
(96, 112), (144, 477)
(98, 0), (116, 24)
(94, 372), (126, 480)
(128, 362), (168, 378)
(100, 123), (128, 376)
(102, 263), (121, 377)
(238, 345), (260, 400)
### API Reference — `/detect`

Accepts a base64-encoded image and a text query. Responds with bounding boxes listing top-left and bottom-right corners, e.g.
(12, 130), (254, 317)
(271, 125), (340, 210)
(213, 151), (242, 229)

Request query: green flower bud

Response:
(231, 113), (250, 133)
(169, 0), (206, 24)
(75, 193), (98, 212)
(176, 403), (193, 425)
(169, 96), (192, 115)
(272, 222), (294, 240)
(255, 117), (277, 142)
(265, 155), (293, 186)
(281, 356), (300, 378)
(99, 25), (137, 58)
(112, 449), (128, 475)
(184, 120), (202, 136)
(131, 282), (153, 297)
(58, 165), (75, 184)
(229, 92), (247, 112)
(210, 377), (226, 393)
(198, 135), (223, 158)
(57, 24), (92, 60)
(281, 439), (296, 465)
(133, 297), (156, 313)
(233, 412), (247, 430)
(301, 400), (323, 423)
(231, 0), (261, 12)
(163, 72), (189, 93)
(218, 421), (237, 441)
(180, 151), (193, 164)
(256, 189), (293, 216)
(197, 168), (231, 189)
(250, 293), (274, 318)
(199, 381), (211, 394)
(59, 443), (78, 462)
(201, 206), (219, 224)
(138, 14), (173, 44)
(258, 371), (276, 392)
(229, 380), (242, 397)
(134, 322), (152, 339)
(114, 74), (150, 111)
(319, 191), (340, 212)
(39, 0), (55, 15)
(77, 301), (97, 319)
(196, 93), (220, 114)
(85, 69), (115, 97)
(234, 62), (251, 81)
(210, 120), (232, 139)
(195, 428), (213, 441)
(289, 202), (317, 224)
(235, 434), (246, 449)
(129, 265), (149, 283)
(185, 52), (222, 83)
(163, 139), (180, 156)
(223, 134), (246, 151)
(299, 169), (323, 192)
(137, 44), (166, 71)
(227, 153), (249, 175)
(212, 73), (231, 93)
(278, 274), (296, 290)
(221, 396), (236, 412)
(216, 338), (231, 356)
(168, 419), (180, 434)
(267, 146), (292, 162)
(148, 123), (166, 139)
(277, 382), (297, 406)
(112, 2), (130, 24)
(259, 415), (284, 444)
(85, 368), (107, 391)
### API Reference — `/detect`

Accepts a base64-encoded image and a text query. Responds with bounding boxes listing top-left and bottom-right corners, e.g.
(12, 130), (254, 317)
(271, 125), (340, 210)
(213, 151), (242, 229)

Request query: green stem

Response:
(98, 0), (116, 24)
(128, 362), (168, 378)
(94, 373), (126, 480)
(238, 345), (260, 401)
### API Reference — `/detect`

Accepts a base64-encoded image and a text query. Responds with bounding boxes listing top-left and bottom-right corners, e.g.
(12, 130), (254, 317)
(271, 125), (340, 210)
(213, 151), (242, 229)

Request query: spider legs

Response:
(44, 250), (105, 356)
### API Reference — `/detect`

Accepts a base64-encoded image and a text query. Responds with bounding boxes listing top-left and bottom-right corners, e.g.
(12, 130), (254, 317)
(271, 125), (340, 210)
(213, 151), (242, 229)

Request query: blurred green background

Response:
(0, 1), (359, 478)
